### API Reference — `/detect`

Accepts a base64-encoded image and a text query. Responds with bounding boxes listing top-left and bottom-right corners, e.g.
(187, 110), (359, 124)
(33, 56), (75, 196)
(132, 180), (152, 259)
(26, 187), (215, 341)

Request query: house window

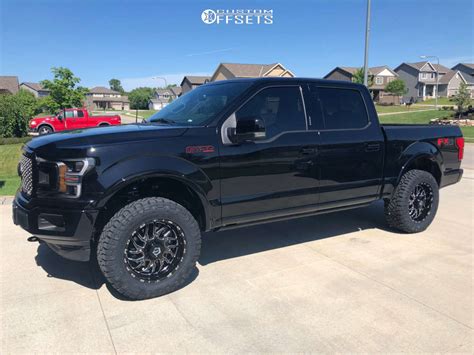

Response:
(375, 77), (383, 85)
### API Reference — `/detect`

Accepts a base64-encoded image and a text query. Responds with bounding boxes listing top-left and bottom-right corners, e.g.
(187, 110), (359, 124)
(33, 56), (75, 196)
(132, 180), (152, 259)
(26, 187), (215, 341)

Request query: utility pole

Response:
(363, 0), (371, 87)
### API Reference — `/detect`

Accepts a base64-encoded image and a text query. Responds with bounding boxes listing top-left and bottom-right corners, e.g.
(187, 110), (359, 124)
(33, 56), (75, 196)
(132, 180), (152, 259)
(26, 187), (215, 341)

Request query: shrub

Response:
(0, 90), (40, 138)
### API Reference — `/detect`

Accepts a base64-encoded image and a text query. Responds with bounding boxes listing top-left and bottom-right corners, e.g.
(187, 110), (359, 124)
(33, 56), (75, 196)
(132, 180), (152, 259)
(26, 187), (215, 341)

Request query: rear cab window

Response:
(307, 84), (369, 130)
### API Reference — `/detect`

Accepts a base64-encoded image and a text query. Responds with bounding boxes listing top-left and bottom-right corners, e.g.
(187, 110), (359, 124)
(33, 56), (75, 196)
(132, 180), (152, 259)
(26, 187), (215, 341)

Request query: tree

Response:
(40, 67), (88, 112)
(109, 78), (124, 93)
(128, 87), (155, 109)
(352, 68), (374, 87)
(385, 79), (408, 97)
(0, 90), (41, 137)
(453, 82), (471, 118)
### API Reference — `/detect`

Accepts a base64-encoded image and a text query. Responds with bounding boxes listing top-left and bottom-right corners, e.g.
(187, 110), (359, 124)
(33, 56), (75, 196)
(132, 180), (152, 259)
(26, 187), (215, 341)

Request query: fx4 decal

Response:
(185, 145), (215, 154)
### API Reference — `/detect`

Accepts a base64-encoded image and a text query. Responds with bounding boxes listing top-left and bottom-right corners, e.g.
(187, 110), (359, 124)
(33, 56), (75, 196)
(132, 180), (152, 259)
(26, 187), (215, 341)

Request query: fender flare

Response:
(93, 154), (213, 227)
(396, 141), (443, 185)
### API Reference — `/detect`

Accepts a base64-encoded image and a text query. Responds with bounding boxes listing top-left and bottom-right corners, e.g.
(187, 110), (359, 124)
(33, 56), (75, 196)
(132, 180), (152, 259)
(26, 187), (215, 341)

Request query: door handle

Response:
(301, 147), (316, 155)
(365, 143), (380, 152)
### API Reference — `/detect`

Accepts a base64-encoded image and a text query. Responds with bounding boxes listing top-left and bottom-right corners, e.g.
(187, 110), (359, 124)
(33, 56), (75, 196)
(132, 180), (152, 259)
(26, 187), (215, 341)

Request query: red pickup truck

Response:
(29, 108), (121, 135)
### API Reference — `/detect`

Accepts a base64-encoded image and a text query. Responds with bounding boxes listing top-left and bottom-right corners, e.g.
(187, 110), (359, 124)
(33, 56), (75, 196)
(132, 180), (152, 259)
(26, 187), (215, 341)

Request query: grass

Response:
(378, 109), (455, 124)
(122, 110), (158, 119)
(380, 110), (474, 142)
(415, 97), (461, 106)
(375, 105), (429, 114)
(0, 143), (22, 195)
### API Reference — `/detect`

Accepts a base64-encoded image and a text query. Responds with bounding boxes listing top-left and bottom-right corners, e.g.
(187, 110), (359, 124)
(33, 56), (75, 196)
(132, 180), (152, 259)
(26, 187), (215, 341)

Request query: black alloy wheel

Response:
(124, 219), (186, 283)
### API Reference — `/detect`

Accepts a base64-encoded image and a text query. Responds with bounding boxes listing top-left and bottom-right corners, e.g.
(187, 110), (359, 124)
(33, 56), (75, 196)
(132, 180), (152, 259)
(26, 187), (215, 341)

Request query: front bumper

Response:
(12, 193), (98, 261)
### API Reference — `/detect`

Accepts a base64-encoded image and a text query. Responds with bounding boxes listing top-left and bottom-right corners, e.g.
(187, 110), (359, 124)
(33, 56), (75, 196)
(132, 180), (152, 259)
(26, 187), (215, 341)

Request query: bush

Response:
(0, 90), (40, 138)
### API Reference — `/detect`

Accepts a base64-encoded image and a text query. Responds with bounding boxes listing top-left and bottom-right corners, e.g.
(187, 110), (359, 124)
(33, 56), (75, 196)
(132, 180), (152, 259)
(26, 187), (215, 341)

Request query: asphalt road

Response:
(1, 169), (472, 352)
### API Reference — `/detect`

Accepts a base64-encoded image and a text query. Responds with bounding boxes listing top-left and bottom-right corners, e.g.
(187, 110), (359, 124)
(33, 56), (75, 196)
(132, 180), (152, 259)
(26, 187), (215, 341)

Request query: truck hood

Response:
(29, 115), (57, 126)
(27, 124), (188, 154)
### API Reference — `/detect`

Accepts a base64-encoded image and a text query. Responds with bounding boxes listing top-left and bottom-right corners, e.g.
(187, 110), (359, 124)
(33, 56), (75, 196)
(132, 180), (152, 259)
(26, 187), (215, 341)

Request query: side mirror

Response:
(228, 117), (266, 144)
(57, 114), (63, 120)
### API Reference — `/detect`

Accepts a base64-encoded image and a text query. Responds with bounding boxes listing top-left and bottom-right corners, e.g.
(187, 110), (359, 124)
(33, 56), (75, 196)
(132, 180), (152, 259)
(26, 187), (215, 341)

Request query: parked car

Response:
(29, 108), (121, 135)
(13, 78), (464, 299)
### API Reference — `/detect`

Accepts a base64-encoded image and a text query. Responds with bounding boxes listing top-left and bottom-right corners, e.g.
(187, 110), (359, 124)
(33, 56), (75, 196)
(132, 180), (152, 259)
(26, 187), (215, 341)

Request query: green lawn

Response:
(0, 143), (22, 195)
(124, 110), (158, 119)
(379, 110), (474, 142)
(375, 105), (429, 114)
(414, 97), (461, 106)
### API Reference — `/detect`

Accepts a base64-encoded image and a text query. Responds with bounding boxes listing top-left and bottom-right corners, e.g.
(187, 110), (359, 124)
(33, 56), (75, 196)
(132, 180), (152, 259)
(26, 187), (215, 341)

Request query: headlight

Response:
(57, 158), (95, 197)
(30, 121), (37, 126)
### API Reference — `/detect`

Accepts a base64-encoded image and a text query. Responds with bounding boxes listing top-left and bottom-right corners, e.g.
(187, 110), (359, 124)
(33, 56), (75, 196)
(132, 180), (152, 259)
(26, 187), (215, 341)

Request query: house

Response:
(19, 82), (50, 97)
(0, 76), (19, 94)
(85, 86), (130, 111)
(323, 66), (398, 103)
(210, 62), (295, 82)
(169, 86), (182, 98)
(180, 76), (211, 95)
(451, 63), (474, 98)
(148, 88), (178, 110)
(394, 61), (466, 101)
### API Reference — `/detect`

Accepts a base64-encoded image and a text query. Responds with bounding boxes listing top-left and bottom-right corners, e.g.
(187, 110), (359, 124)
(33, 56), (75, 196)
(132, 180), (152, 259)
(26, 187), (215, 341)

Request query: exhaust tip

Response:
(27, 236), (40, 242)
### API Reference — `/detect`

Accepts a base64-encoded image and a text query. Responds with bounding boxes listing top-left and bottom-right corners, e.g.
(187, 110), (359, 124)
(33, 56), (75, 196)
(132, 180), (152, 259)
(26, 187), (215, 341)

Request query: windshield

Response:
(147, 82), (252, 126)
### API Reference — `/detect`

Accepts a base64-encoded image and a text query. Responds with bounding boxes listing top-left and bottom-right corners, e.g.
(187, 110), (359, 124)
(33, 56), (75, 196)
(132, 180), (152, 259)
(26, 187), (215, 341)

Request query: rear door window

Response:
(311, 86), (369, 130)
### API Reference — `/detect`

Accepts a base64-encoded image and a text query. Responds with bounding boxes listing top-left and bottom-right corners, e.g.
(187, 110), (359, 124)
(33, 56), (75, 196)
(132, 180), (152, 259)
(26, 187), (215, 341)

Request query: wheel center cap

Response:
(151, 246), (161, 258)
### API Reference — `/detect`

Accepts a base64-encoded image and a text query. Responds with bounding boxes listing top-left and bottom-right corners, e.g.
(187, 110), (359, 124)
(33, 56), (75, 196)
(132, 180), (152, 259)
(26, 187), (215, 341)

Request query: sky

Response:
(1, 0), (472, 91)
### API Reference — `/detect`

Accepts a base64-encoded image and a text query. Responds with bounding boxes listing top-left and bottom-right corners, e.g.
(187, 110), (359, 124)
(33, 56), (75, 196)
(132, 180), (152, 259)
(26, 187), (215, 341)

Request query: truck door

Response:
(306, 84), (384, 206)
(218, 85), (321, 225)
(63, 109), (87, 130)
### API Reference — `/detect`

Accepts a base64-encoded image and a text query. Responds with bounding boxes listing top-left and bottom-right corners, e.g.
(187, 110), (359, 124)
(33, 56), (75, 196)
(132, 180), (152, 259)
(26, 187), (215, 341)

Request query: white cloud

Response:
(120, 72), (211, 91)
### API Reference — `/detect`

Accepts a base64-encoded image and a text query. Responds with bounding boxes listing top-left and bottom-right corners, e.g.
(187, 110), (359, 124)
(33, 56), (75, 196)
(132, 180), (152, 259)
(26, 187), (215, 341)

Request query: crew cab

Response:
(13, 78), (464, 300)
(29, 108), (121, 135)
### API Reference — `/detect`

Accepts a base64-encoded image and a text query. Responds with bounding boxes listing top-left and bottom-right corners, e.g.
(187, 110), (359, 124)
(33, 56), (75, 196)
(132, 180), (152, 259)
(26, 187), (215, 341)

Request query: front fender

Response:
(94, 154), (213, 213)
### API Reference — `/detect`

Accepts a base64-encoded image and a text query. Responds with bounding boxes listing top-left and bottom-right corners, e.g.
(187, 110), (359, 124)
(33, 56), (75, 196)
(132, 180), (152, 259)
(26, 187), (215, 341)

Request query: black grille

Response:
(20, 154), (34, 195)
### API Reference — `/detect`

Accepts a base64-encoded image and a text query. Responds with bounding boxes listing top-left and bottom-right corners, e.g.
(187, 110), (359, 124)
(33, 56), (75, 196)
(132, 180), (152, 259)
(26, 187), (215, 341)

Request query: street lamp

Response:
(152, 76), (168, 88)
(420, 55), (439, 109)
(363, 0), (371, 87)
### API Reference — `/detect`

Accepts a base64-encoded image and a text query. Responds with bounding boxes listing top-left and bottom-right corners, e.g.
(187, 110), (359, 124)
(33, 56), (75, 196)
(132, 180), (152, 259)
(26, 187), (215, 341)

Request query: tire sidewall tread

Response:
(97, 197), (201, 300)
(385, 169), (439, 233)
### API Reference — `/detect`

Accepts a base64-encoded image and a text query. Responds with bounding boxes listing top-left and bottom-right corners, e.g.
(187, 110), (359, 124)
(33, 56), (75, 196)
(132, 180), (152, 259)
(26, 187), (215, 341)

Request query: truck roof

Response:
(206, 77), (366, 89)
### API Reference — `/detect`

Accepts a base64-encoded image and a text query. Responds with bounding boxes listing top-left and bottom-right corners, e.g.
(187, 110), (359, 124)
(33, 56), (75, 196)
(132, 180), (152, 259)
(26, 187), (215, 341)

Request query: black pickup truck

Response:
(13, 78), (464, 299)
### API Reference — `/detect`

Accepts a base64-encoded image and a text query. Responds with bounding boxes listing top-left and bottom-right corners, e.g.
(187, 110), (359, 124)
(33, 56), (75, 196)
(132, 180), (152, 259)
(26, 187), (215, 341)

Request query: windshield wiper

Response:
(151, 118), (177, 125)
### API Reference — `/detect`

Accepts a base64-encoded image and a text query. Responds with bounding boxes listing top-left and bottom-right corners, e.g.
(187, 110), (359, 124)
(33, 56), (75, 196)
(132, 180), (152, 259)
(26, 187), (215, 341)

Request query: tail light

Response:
(455, 137), (464, 161)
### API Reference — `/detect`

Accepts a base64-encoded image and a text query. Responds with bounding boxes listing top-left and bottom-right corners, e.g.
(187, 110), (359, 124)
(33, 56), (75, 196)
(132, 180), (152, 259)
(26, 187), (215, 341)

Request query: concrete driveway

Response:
(1, 172), (472, 352)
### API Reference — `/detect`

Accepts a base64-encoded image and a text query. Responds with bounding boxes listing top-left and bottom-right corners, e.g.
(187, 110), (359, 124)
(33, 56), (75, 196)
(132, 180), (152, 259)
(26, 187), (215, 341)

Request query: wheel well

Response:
(94, 177), (207, 240)
(404, 157), (441, 185)
(38, 123), (54, 131)
(98, 123), (110, 126)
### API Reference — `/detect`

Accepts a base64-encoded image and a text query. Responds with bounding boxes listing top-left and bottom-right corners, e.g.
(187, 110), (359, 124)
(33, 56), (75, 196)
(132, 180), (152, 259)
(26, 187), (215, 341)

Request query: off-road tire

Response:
(97, 197), (201, 300)
(385, 169), (439, 233)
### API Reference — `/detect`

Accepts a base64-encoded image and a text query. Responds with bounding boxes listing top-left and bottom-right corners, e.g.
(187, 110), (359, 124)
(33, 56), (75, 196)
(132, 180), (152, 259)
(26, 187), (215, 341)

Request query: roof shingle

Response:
(0, 76), (19, 94)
